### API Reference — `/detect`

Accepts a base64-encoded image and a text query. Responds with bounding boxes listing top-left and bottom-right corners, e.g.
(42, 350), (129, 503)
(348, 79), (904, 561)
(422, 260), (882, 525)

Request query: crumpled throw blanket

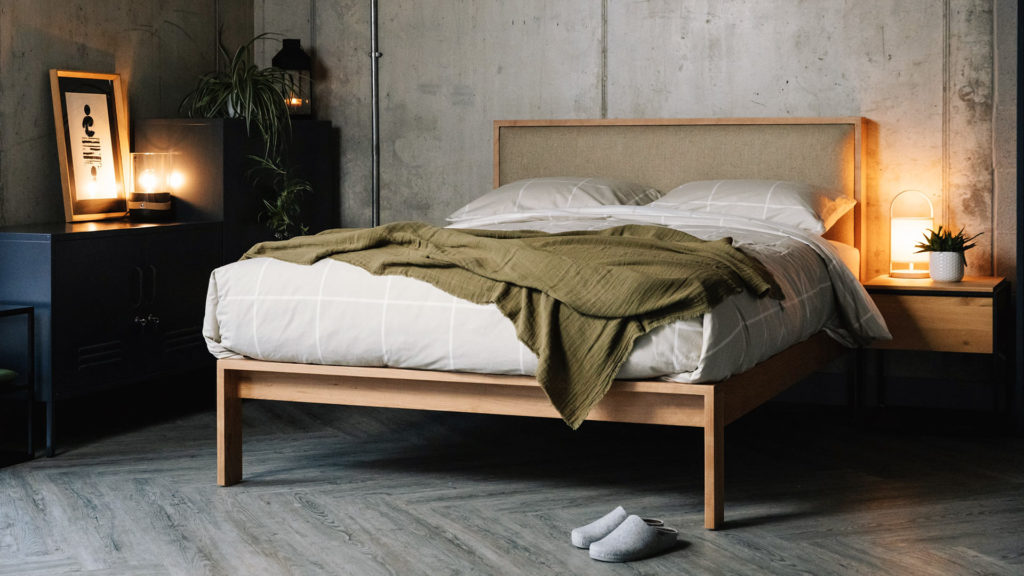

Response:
(243, 222), (779, 428)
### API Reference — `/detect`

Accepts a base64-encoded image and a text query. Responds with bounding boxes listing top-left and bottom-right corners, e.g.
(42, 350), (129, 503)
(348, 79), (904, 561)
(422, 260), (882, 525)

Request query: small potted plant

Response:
(914, 225), (982, 282)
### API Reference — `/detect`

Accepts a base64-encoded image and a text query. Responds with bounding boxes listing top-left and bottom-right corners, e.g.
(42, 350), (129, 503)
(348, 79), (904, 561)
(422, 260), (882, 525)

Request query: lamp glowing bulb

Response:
(889, 190), (934, 278)
(138, 169), (158, 193)
(891, 217), (932, 272)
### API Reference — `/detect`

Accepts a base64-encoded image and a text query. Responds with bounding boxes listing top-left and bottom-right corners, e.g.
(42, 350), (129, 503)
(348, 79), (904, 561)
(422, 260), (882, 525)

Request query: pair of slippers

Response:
(570, 506), (678, 562)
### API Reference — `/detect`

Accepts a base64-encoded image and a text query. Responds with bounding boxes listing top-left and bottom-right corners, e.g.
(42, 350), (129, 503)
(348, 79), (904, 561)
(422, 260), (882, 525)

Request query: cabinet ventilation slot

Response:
(78, 341), (124, 370)
(165, 326), (202, 353)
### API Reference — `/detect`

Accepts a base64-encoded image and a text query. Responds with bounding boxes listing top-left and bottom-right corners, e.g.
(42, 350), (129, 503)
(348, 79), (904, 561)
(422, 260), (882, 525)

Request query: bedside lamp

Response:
(129, 153), (184, 221)
(889, 190), (933, 278)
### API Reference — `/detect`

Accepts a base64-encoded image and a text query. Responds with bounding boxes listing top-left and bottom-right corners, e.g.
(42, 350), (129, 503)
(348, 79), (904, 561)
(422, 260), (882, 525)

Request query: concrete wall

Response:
(0, 1), (1015, 281)
(994, 0), (1018, 279)
(0, 0), (252, 226)
(257, 0), (1015, 281)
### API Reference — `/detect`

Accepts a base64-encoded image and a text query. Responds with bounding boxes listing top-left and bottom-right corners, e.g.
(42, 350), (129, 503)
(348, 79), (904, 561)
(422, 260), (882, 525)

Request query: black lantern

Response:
(272, 39), (312, 116)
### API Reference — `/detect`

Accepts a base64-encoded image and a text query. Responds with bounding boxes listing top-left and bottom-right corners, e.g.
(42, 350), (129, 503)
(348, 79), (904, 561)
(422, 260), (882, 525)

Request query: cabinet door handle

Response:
(148, 264), (158, 304)
(133, 314), (160, 328)
(133, 266), (144, 308)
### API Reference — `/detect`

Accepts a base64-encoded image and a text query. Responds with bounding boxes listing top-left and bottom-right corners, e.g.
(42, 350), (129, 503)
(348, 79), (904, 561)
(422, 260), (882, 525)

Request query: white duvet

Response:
(203, 206), (889, 383)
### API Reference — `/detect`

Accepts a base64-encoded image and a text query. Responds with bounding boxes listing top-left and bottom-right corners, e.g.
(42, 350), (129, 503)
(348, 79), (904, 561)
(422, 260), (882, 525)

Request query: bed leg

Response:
(703, 388), (725, 530)
(217, 363), (243, 486)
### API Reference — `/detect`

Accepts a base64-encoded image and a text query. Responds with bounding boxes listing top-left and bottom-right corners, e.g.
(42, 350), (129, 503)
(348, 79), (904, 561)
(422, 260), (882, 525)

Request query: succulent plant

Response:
(914, 225), (982, 265)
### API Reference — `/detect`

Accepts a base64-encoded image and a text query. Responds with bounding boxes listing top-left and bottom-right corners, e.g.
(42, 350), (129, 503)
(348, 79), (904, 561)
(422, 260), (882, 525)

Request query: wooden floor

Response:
(1, 392), (1022, 575)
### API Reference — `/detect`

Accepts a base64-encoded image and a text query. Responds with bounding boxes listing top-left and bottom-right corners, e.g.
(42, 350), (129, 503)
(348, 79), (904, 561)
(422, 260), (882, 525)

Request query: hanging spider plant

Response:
(181, 32), (313, 239)
(180, 32), (292, 157)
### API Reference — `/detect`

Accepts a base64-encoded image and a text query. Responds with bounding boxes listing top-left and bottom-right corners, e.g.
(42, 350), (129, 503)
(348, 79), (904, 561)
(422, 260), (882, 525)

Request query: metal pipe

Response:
(370, 0), (382, 227)
(214, 0), (221, 73)
(1016, 0), (1023, 435)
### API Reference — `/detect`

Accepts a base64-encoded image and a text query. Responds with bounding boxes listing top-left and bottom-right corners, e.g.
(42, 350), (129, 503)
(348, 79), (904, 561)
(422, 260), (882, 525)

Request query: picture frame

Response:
(49, 70), (129, 222)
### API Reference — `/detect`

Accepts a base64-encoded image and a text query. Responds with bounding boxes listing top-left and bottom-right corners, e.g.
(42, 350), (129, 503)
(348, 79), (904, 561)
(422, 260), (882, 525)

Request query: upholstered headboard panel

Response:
(494, 118), (866, 276)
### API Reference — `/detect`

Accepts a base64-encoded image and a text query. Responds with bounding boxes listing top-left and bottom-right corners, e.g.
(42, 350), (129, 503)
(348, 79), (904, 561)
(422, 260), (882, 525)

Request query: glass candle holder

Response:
(129, 153), (183, 221)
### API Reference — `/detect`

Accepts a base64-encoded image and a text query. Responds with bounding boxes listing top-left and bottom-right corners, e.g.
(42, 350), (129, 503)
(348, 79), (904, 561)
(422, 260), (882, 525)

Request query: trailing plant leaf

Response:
(247, 154), (312, 240)
(914, 225), (982, 266)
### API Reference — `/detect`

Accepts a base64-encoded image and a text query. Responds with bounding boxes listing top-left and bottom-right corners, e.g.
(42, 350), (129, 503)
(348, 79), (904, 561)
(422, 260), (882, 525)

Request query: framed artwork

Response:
(49, 70), (129, 221)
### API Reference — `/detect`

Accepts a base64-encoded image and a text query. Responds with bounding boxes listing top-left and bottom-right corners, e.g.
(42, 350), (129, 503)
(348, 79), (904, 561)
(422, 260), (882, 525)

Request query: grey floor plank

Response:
(1, 395), (1022, 575)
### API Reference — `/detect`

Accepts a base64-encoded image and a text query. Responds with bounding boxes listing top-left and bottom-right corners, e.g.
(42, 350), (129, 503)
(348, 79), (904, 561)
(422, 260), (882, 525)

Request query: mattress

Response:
(203, 206), (888, 383)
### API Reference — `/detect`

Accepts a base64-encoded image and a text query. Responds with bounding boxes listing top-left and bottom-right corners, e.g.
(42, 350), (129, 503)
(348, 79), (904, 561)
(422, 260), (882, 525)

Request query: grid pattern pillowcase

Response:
(650, 179), (856, 235)
(447, 177), (662, 222)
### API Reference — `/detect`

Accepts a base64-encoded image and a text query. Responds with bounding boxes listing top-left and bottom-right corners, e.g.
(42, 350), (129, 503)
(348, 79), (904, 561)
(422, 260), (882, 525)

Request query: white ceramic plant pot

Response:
(929, 251), (964, 282)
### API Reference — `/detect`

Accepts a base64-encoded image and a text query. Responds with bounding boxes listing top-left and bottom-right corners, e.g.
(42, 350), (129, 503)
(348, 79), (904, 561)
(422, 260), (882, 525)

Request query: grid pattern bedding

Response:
(203, 206), (887, 384)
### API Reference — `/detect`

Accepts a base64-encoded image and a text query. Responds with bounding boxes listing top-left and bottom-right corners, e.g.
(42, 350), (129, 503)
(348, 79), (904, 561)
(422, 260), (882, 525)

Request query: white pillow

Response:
(447, 177), (662, 222)
(650, 179), (856, 234)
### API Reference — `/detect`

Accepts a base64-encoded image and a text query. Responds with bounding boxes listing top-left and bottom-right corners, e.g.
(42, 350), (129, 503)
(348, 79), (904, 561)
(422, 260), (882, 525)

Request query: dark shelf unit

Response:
(135, 118), (339, 262)
(0, 220), (222, 455)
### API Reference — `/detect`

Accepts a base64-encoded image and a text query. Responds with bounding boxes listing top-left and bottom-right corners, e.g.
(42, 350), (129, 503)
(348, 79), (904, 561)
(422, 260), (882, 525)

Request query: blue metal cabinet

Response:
(0, 221), (222, 455)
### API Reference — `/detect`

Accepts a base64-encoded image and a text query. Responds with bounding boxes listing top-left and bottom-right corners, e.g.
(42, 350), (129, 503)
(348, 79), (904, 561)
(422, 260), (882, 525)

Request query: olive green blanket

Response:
(243, 222), (778, 428)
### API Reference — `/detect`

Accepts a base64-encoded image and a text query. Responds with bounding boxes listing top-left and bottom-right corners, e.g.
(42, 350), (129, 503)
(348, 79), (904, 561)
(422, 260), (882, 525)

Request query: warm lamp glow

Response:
(129, 152), (180, 221)
(131, 153), (182, 195)
(138, 169), (158, 193)
(167, 171), (185, 190)
(891, 217), (932, 272)
(890, 190), (933, 278)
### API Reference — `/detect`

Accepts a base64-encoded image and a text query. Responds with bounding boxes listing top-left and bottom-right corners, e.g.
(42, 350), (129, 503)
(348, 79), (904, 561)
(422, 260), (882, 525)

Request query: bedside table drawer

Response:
(861, 275), (1012, 423)
(870, 293), (992, 354)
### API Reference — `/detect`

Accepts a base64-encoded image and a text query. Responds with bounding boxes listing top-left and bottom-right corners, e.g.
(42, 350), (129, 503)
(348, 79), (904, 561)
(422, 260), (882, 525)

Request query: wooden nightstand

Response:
(862, 275), (1011, 412)
(864, 276), (1009, 354)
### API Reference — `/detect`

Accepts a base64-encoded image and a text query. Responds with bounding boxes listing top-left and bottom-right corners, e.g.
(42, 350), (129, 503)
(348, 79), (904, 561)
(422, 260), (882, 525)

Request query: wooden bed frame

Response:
(217, 117), (867, 530)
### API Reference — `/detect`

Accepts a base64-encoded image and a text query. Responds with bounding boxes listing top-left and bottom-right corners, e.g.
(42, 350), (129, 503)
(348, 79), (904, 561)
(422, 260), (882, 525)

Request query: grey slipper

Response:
(570, 506), (664, 549)
(588, 514), (678, 562)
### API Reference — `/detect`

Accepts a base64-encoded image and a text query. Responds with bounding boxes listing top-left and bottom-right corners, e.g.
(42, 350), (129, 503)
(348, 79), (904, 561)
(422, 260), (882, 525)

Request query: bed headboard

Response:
(494, 117), (867, 279)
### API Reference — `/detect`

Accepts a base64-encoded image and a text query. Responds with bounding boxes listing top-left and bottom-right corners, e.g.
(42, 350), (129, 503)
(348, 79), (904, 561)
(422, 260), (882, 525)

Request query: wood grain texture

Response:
(869, 293), (994, 353)
(217, 333), (837, 531)
(217, 365), (242, 487)
(862, 275), (1005, 294)
(224, 358), (711, 426)
(720, 334), (846, 425)
(2, 398), (1021, 575)
(864, 276), (1008, 354)
(703, 388), (724, 530)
